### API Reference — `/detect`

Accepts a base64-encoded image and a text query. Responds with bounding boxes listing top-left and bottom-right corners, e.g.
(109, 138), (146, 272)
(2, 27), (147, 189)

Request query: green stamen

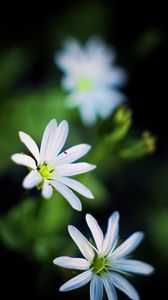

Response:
(38, 162), (53, 180)
(91, 254), (108, 275)
(78, 78), (92, 91)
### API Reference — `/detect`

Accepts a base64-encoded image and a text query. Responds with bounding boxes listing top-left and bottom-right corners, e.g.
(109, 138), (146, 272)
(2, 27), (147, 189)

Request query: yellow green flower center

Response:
(91, 255), (108, 275)
(78, 78), (92, 91)
(37, 162), (54, 180)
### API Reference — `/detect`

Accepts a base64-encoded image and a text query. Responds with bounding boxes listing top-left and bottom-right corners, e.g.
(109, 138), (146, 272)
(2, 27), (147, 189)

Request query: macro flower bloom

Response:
(11, 119), (96, 211)
(55, 38), (127, 125)
(53, 212), (154, 300)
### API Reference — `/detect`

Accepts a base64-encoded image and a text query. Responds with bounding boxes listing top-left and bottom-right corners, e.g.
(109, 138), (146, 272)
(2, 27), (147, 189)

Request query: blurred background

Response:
(0, 1), (167, 299)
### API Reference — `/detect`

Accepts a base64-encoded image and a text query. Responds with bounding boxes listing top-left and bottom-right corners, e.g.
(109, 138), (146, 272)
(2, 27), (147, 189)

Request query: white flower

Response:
(55, 37), (127, 126)
(11, 119), (96, 211)
(53, 212), (154, 300)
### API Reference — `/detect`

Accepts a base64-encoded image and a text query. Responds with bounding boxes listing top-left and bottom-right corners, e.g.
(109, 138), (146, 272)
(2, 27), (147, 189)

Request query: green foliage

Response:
(118, 131), (156, 159)
(134, 29), (163, 59)
(91, 107), (156, 170)
(80, 174), (109, 208)
(0, 47), (29, 93)
(0, 196), (72, 262)
(148, 209), (168, 261)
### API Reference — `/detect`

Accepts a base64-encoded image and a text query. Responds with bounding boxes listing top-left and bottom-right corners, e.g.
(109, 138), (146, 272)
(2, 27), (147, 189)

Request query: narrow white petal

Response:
(79, 101), (97, 126)
(110, 272), (140, 300)
(102, 211), (119, 256)
(86, 214), (104, 252)
(111, 232), (144, 260)
(42, 180), (53, 199)
(68, 225), (95, 260)
(51, 181), (82, 211)
(11, 153), (36, 169)
(22, 170), (42, 189)
(111, 259), (154, 275)
(55, 162), (96, 177)
(96, 97), (117, 119)
(40, 119), (57, 162)
(102, 273), (118, 300)
(86, 37), (116, 64)
(41, 120), (58, 162)
(96, 90), (125, 115)
(53, 256), (90, 270)
(49, 120), (69, 160)
(55, 177), (94, 199)
(56, 39), (82, 71)
(54, 143), (91, 165)
(59, 269), (92, 292)
(90, 275), (103, 300)
(19, 131), (40, 163)
(104, 68), (127, 87)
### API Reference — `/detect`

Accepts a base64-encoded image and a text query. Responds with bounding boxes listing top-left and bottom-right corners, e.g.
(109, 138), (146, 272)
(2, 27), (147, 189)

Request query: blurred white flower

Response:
(55, 38), (127, 125)
(11, 119), (96, 211)
(54, 212), (154, 299)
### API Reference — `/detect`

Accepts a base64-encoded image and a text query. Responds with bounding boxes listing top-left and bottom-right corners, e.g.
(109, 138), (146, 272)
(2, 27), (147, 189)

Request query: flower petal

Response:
(102, 273), (117, 300)
(59, 269), (92, 292)
(93, 90), (125, 119)
(111, 232), (144, 260)
(55, 177), (94, 199)
(68, 225), (95, 260)
(42, 180), (53, 199)
(79, 101), (97, 126)
(110, 272), (140, 300)
(102, 211), (119, 256)
(19, 131), (40, 163)
(53, 256), (90, 270)
(22, 170), (42, 189)
(51, 181), (82, 211)
(103, 67), (127, 87)
(11, 153), (36, 169)
(55, 38), (82, 71)
(40, 119), (57, 162)
(48, 120), (69, 162)
(90, 275), (103, 300)
(111, 259), (154, 275)
(55, 162), (96, 177)
(86, 214), (104, 252)
(54, 143), (91, 165)
(86, 37), (115, 65)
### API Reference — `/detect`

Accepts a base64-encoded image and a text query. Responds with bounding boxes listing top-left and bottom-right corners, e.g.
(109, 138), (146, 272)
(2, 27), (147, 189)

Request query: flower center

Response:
(37, 162), (54, 180)
(77, 78), (92, 91)
(91, 254), (107, 275)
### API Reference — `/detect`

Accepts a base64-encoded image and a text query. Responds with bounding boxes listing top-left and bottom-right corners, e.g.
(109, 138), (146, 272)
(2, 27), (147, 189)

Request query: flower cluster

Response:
(11, 37), (154, 300)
